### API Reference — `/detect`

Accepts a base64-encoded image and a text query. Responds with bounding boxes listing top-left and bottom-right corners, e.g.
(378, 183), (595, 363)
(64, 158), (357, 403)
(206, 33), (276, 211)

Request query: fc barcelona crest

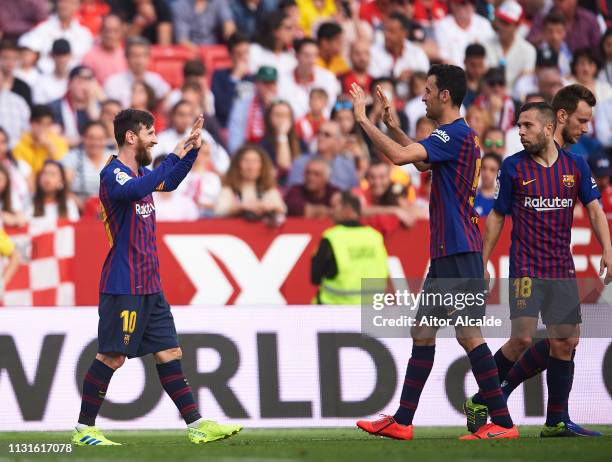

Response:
(124, 334), (131, 345)
(562, 174), (575, 188)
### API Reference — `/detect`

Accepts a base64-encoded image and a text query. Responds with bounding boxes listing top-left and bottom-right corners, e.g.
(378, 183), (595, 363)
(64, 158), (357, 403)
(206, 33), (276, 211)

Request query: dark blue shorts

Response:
(98, 292), (179, 358)
(509, 277), (582, 325)
(416, 251), (486, 321)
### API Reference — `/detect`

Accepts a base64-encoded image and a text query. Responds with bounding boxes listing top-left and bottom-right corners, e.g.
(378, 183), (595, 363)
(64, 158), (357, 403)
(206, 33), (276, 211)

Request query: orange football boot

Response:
(356, 415), (414, 440)
(459, 422), (519, 440)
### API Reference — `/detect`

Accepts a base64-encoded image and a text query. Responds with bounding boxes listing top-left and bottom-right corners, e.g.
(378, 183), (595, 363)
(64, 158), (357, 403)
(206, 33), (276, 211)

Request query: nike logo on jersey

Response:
(522, 179), (536, 185)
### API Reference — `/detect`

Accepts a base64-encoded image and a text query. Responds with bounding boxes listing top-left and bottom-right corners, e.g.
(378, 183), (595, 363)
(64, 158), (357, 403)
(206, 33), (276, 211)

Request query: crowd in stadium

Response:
(0, 0), (611, 232)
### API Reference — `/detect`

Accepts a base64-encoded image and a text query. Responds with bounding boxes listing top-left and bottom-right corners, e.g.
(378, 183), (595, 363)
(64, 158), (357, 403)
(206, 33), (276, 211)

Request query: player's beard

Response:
(135, 138), (153, 167)
(561, 125), (579, 145)
(523, 132), (548, 156)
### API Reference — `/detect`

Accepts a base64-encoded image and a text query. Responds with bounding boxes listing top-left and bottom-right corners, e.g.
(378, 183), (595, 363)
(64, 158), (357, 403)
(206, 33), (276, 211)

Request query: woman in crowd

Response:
(215, 144), (286, 225)
(571, 49), (612, 104)
(30, 160), (80, 222)
(62, 121), (109, 208)
(250, 11), (297, 75)
(0, 127), (30, 224)
(259, 101), (305, 186)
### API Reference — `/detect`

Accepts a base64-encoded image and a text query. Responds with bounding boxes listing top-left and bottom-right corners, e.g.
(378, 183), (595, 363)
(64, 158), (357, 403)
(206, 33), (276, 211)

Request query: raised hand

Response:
(376, 85), (396, 128)
(173, 114), (204, 158)
(349, 83), (368, 123)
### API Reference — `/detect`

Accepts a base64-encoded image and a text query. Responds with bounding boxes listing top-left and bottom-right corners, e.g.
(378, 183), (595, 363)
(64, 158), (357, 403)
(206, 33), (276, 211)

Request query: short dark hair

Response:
(544, 11), (566, 27)
(30, 104), (54, 123)
(83, 120), (108, 136)
(171, 99), (193, 115)
(465, 43), (486, 59)
(388, 12), (411, 33)
(183, 59), (206, 77)
(481, 152), (502, 168)
(0, 39), (19, 53)
(427, 64), (467, 107)
(370, 76), (395, 92)
(519, 101), (556, 127)
(113, 109), (154, 147)
(294, 37), (318, 54)
(571, 48), (601, 74)
(125, 36), (150, 57)
(340, 191), (361, 216)
(317, 21), (343, 43)
(552, 84), (596, 116)
(227, 31), (249, 53)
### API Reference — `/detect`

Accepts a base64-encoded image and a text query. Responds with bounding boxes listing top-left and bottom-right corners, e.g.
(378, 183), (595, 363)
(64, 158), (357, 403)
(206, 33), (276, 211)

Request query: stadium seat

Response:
(148, 45), (198, 89)
(200, 45), (232, 84)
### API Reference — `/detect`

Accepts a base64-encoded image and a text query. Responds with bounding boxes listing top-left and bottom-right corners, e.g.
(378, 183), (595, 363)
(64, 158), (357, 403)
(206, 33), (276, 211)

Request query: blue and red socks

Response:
(78, 359), (115, 426)
(546, 356), (573, 426)
(502, 339), (550, 397)
(468, 343), (513, 428)
(472, 347), (515, 405)
(393, 345), (435, 425)
(156, 359), (202, 425)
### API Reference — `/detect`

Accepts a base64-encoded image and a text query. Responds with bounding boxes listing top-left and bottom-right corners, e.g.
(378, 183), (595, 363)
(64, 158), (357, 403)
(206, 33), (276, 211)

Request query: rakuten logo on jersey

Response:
(135, 202), (155, 218)
(524, 196), (573, 211)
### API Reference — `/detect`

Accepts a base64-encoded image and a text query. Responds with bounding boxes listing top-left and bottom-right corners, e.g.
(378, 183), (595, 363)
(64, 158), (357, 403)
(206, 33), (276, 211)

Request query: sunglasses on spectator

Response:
(484, 139), (504, 148)
(487, 80), (505, 87)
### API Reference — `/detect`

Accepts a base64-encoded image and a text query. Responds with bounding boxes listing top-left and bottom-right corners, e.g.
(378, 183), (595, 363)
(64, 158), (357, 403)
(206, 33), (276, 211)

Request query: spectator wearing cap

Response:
(484, 1), (536, 91)
(434, 0), (495, 67)
(48, 66), (101, 146)
(0, 40), (32, 108)
(368, 12), (429, 80)
(339, 41), (373, 97)
(278, 38), (340, 119)
(228, 66), (279, 154)
(230, 0), (277, 41)
(473, 67), (517, 132)
(527, 0), (602, 54)
(0, 72), (30, 150)
(249, 11), (297, 77)
(538, 11), (572, 78)
(211, 32), (254, 128)
(463, 43), (488, 108)
(104, 37), (170, 109)
(316, 21), (350, 76)
(33, 39), (72, 105)
(13, 105), (69, 176)
(172, 0), (236, 46)
(588, 150), (612, 218)
(82, 14), (128, 85)
(14, 37), (43, 89)
(0, 0), (49, 40)
(167, 59), (216, 115)
(19, 0), (93, 75)
(108, 0), (172, 45)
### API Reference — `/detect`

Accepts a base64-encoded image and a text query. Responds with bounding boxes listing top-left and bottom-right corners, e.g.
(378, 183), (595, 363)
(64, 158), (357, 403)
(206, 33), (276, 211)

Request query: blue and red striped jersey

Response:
(419, 118), (483, 259)
(99, 149), (198, 294)
(494, 147), (601, 278)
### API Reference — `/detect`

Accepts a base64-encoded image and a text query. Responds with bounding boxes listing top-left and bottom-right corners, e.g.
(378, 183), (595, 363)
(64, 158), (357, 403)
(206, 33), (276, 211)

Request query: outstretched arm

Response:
(586, 200), (612, 284)
(350, 83), (428, 165)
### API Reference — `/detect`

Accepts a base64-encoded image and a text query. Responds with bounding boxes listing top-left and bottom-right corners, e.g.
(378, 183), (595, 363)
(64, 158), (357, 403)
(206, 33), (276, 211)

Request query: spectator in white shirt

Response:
(0, 72), (30, 149)
(30, 160), (80, 222)
(104, 36), (170, 108)
(152, 100), (230, 175)
(278, 38), (340, 119)
(484, 1), (536, 91)
(249, 11), (297, 76)
(14, 37), (42, 89)
(152, 155), (199, 222)
(369, 12), (430, 79)
(434, 0), (495, 67)
(19, 0), (93, 75)
(33, 39), (71, 105)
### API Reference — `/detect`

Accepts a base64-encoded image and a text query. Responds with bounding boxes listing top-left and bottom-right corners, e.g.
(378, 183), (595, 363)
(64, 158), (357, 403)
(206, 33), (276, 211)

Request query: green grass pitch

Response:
(1, 426), (611, 462)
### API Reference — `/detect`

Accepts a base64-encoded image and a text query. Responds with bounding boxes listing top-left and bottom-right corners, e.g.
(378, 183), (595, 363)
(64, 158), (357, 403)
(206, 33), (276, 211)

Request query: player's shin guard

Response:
(393, 345), (435, 425)
(156, 359), (202, 425)
(502, 339), (550, 398)
(78, 359), (115, 426)
(546, 357), (573, 426)
(468, 344), (513, 429)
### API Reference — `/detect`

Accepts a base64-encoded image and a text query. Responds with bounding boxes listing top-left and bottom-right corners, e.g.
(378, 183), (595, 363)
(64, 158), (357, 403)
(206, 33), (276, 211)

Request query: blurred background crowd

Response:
(0, 0), (611, 235)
